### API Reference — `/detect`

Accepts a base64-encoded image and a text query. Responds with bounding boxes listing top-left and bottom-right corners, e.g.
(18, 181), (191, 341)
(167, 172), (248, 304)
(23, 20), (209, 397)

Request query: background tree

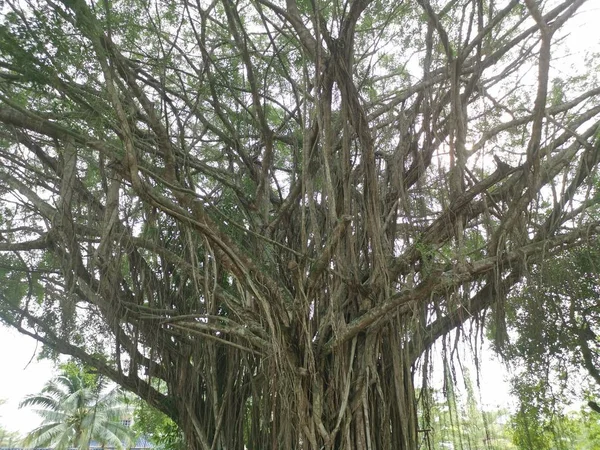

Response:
(419, 380), (515, 450)
(502, 243), (600, 449)
(567, 409), (600, 450)
(20, 364), (134, 450)
(509, 405), (600, 450)
(132, 385), (184, 450)
(0, 0), (600, 449)
(0, 399), (21, 447)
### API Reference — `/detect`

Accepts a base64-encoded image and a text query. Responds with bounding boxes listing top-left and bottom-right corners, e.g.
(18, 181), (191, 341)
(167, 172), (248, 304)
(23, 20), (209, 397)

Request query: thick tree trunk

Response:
(169, 319), (421, 450)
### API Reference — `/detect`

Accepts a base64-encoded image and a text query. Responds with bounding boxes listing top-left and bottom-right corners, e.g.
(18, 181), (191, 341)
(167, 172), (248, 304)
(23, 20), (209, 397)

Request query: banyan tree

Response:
(0, 0), (599, 448)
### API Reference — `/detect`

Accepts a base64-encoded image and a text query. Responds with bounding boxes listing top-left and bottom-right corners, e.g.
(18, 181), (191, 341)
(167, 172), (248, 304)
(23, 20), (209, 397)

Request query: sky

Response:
(0, 326), (55, 434)
(1, 0), (600, 439)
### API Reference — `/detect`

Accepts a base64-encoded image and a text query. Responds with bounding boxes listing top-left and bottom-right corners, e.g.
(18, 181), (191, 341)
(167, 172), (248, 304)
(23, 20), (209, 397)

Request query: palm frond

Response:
(20, 394), (59, 411)
(23, 422), (68, 448)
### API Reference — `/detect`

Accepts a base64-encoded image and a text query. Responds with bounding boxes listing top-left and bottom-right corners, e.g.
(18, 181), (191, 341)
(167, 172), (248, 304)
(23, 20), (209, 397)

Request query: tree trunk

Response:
(170, 320), (421, 450)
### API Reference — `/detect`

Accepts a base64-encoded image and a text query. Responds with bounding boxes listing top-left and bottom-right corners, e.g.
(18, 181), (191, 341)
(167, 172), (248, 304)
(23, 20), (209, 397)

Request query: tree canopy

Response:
(1, 0), (599, 449)
(502, 243), (600, 448)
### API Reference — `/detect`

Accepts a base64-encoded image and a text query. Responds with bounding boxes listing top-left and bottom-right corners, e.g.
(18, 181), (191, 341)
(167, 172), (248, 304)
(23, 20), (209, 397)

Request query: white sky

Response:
(1, 0), (600, 439)
(0, 326), (55, 435)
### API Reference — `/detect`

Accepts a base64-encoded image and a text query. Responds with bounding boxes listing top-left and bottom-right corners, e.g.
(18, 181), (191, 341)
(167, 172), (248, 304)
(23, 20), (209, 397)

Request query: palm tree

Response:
(20, 370), (134, 450)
